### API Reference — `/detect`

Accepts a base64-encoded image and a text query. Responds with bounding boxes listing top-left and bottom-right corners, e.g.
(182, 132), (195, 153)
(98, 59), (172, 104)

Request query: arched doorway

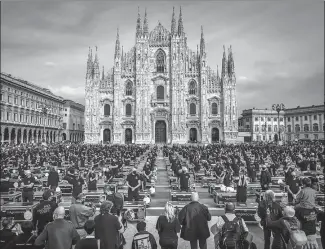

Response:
(11, 129), (16, 144)
(103, 129), (111, 143)
(4, 128), (9, 141)
(211, 128), (219, 143)
(155, 121), (166, 143)
(125, 128), (132, 144)
(62, 133), (66, 141)
(17, 129), (22, 144)
(189, 128), (197, 142)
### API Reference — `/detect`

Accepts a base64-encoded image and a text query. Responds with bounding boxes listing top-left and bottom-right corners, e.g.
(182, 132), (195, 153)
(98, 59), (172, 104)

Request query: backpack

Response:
(132, 233), (152, 249)
(220, 215), (241, 249)
(282, 219), (307, 248)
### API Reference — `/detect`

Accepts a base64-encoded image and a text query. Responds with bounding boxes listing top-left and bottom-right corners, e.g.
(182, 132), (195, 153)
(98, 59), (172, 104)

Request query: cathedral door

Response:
(155, 121), (166, 143)
(103, 129), (111, 143)
(125, 128), (132, 144)
(189, 128), (197, 142)
(211, 128), (219, 143)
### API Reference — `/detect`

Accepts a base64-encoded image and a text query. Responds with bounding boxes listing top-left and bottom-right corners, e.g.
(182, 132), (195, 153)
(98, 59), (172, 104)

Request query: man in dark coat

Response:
(178, 192), (211, 249)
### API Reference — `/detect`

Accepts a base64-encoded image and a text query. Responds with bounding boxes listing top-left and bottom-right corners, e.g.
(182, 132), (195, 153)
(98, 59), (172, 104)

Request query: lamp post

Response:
(272, 103), (285, 143)
(37, 105), (52, 143)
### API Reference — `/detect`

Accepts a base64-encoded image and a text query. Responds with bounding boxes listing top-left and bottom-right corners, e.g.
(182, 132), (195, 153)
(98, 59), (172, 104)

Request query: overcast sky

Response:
(1, 1), (324, 114)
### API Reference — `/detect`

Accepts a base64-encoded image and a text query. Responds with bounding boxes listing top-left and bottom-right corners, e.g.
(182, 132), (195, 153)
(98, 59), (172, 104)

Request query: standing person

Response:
(32, 189), (58, 236)
(156, 202), (181, 249)
(48, 166), (59, 191)
(132, 221), (157, 249)
(179, 167), (191, 192)
(0, 218), (16, 247)
(94, 201), (124, 249)
(75, 220), (98, 249)
(260, 165), (272, 191)
(69, 194), (95, 239)
(295, 177), (317, 210)
(21, 170), (35, 202)
(87, 169), (97, 191)
(236, 171), (248, 203)
(257, 190), (283, 249)
(35, 206), (80, 249)
(64, 171), (85, 204)
(286, 171), (301, 205)
(126, 167), (141, 201)
(178, 192), (211, 249)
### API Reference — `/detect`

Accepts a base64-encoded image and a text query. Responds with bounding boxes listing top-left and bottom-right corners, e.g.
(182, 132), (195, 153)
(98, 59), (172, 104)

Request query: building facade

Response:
(0, 73), (64, 144)
(85, 7), (239, 144)
(284, 105), (324, 142)
(62, 100), (85, 142)
(238, 105), (325, 142)
(238, 108), (285, 142)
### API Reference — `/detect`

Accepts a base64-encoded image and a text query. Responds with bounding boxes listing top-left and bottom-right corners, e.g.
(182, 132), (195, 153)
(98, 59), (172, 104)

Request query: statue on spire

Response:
(114, 28), (120, 59)
(221, 45), (228, 78)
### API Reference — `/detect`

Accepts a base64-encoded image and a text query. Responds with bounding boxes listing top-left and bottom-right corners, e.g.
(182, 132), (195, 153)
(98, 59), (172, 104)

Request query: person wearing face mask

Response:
(286, 171), (301, 205)
(260, 165), (271, 191)
(126, 167), (141, 201)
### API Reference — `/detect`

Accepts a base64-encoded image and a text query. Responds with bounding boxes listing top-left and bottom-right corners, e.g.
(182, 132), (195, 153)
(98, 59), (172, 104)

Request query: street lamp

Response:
(37, 105), (52, 143)
(272, 103), (285, 142)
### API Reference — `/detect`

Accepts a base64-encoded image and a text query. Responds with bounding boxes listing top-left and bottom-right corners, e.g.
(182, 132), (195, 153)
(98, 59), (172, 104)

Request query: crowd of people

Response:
(0, 140), (324, 249)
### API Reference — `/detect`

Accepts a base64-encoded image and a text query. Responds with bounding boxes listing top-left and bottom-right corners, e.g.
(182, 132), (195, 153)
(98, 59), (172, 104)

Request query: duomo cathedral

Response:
(84, 7), (238, 144)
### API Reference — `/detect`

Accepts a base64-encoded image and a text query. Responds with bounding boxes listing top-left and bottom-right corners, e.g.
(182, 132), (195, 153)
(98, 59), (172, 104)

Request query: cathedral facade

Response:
(84, 7), (238, 144)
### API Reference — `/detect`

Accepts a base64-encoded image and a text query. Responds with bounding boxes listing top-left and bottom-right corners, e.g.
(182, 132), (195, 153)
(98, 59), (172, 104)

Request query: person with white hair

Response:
(266, 206), (302, 249)
(286, 171), (301, 205)
(178, 192), (211, 249)
(35, 206), (80, 249)
(179, 166), (191, 192)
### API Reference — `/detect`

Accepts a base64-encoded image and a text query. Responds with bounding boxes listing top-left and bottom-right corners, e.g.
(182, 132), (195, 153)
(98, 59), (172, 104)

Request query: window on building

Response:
(295, 124), (300, 132)
(190, 103), (196, 115)
(304, 124), (309, 131)
(287, 125), (291, 132)
(312, 123), (318, 131)
(295, 117), (299, 121)
(254, 125), (259, 132)
(26, 100), (29, 107)
(157, 85), (164, 100)
(288, 117), (291, 122)
(314, 134), (318, 140)
(65, 108), (67, 111)
(14, 113), (17, 121)
(268, 125), (272, 132)
(125, 104), (132, 117)
(73, 123), (75, 130)
(26, 115), (28, 122)
(31, 116), (33, 123)
(255, 117), (258, 121)
(65, 114), (67, 116)
(63, 123), (67, 129)
(280, 117), (283, 121)
(262, 125), (266, 132)
(304, 116), (308, 121)
(125, 81), (133, 96)
(305, 134), (309, 139)
(269, 135), (271, 140)
(0, 93), (2, 101)
(8, 95), (11, 103)
(274, 125), (278, 132)
(323, 123), (325, 131)
(78, 124), (80, 130)
(274, 118), (277, 122)
(314, 115), (317, 120)
(14, 97), (18, 105)
(104, 104), (110, 116)
(263, 136), (266, 141)
(7, 112), (10, 120)
(156, 50), (165, 73)
(188, 81), (197, 95)
(261, 117), (264, 121)
(246, 125), (250, 129)
(20, 114), (23, 122)
(212, 103), (218, 115)
(288, 135), (291, 141)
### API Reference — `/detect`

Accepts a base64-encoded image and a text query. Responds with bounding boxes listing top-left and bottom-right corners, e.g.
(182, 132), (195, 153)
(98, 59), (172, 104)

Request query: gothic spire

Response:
(200, 25), (205, 56)
(222, 45), (228, 77)
(177, 6), (184, 36)
(228, 45), (235, 75)
(93, 46), (100, 78)
(86, 47), (93, 79)
(143, 8), (149, 37)
(114, 28), (120, 59)
(102, 66), (105, 80)
(136, 7), (143, 38)
(171, 7), (176, 36)
(217, 65), (220, 80)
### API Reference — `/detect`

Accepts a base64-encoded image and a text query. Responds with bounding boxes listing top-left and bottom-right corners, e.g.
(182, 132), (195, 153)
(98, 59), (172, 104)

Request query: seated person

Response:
(0, 218), (16, 247)
(132, 221), (157, 249)
(75, 220), (98, 249)
(3, 221), (43, 249)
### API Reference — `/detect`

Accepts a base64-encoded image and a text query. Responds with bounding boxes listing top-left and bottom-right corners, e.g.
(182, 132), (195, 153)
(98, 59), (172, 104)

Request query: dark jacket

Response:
(132, 231), (157, 249)
(258, 200), (283, 227)
(178, 201), (211, 241)
(260, 169), (271, 186)
(32, 200), (57, 233)
(47, 171), (59, 187)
